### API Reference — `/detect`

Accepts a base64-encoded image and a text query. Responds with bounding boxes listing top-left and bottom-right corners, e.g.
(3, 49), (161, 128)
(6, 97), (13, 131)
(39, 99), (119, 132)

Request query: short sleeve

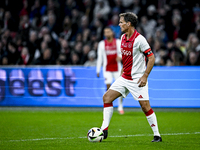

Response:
(139, 35), (150, 52)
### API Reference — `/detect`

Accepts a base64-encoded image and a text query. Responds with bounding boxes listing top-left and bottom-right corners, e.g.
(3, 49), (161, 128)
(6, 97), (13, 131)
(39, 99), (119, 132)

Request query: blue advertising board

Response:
(0, 66), (200, 108)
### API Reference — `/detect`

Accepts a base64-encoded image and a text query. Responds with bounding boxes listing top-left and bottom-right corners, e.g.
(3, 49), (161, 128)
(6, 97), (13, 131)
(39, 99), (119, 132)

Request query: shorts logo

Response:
(138, 95), (143, 98)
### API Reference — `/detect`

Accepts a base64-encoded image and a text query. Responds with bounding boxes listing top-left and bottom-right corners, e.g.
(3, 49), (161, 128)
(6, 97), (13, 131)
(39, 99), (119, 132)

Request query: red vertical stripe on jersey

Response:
(121, 30), (140, 80)
(105, 39), (118, 71)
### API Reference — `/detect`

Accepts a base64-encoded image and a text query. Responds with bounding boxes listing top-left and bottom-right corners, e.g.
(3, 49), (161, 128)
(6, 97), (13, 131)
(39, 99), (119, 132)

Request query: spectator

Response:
(186, 51), (200, 66)
(17, 46), (31, 65)
(64, 0), (76, 17)
(19, 0), (29, 17)
(73, 41), (83, 60)
(18, 15), (31, 42)
(30, 0), (46, 20)
(191, 36), (200, 52)
(93, 0), (111, 22)
(44, 13), (60, 35)
(56, 53), (68, 65)
(70, 51), (80, 65)
(1, 56), (8, 65)
(185, 33), (197, 51)
(140, 15), (156, 38)
(81, 44), (91, 64)
(121, 0), (133, 9)
(34, 47), (54, 65)
(3, 11), (17, 32)
(91, 19), (103, 41)
(82, 28), (90, 43)
(112, 0), (124, 15)
(154, 28), (168, 44)
(83, 0), (95, 23)
(60, 16), (78, 41)
(0, 0), (199, 66)
(153, 39), (163, 65)
(84, 50), (97, 66)
(174, 38), (186, 56)
(131, 0), (141, 16)
(60, 39), (71, 64)
(109, 15), (121, 39)
(79, 15), (90, 34)
(7, 41), (19, 65)
(27, 30), (39, 63)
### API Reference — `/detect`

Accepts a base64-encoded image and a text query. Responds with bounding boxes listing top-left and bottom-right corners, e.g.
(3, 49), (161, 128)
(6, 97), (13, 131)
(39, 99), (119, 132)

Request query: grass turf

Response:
(0, 108), (200, 150)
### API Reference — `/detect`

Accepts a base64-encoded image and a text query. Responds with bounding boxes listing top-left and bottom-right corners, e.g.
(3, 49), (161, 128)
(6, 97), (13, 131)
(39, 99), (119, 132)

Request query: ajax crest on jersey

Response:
(87, 127), (104, 142)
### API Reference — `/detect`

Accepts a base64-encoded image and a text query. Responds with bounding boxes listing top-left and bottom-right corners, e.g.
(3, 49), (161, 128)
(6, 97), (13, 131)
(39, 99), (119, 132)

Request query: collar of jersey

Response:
(124, 29), (138, 42)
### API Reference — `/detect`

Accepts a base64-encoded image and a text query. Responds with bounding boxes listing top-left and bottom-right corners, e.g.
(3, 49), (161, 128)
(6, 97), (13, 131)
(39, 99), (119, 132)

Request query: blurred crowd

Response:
(0, 0), (200, 66)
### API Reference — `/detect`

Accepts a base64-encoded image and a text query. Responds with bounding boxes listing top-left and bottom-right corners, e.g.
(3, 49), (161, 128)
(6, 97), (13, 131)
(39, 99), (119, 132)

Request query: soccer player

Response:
(100, 12), (162, 142)
(96, 27), (124, 114)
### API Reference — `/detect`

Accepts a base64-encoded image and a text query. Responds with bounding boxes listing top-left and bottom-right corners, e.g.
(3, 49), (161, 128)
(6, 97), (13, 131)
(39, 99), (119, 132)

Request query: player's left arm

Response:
(138, 54), (155, 87)
(137, 35), (155, 87)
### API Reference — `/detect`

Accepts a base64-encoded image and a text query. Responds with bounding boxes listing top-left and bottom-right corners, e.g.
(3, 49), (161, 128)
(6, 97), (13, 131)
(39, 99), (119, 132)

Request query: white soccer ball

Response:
(87, 127), (104, 142)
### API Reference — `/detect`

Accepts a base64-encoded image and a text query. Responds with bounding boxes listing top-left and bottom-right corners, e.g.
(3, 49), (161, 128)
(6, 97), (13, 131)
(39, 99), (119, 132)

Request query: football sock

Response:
(118, 96), (123, 111)
(145, 108), (160, 137)
(101, 103), (113, 130)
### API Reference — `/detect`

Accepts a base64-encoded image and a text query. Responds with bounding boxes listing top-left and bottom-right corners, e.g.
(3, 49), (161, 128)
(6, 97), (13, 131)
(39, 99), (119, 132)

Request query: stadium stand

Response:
(0, 0), (200, 66)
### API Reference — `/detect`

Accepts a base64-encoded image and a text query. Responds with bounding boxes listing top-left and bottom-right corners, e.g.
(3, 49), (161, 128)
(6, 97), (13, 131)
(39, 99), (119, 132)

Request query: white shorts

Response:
(103, 71), (120, 84)
(110, 76), (149, 101)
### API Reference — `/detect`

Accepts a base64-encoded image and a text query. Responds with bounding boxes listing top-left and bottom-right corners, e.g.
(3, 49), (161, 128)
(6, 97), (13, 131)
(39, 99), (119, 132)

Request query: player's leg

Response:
(118, 96), (124, 114)
(101, 89), (122, 139)
(139, 100), (162, 142)
(126, 79), (162, 142)
(113, 72), (124, 114)
(106, 84), (111, 90)
(104, 71), (112, 91)
(101, 76), (129, 139)
(101, 89), (121, 128)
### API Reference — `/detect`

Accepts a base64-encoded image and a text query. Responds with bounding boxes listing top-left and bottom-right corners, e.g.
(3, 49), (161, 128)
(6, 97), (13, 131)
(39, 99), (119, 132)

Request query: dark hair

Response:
(104, 26), (113, 31)
(119, 12), (138, 27)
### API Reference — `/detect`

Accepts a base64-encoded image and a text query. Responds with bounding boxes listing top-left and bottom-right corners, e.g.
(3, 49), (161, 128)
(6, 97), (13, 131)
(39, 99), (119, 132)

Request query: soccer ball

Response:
(87, 127), (104, 142)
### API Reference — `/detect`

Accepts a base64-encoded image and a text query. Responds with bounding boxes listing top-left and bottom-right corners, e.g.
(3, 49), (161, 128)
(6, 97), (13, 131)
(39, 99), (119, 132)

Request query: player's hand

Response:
(137, 74), (148, 87)
(97, 73), (100, 78)
(116, 56), (122, 62)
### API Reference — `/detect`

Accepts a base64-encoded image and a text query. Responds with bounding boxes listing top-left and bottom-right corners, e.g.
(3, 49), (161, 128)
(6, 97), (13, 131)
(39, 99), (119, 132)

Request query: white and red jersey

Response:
(120, 30), (153, 80)
(96, 39), (121, 73)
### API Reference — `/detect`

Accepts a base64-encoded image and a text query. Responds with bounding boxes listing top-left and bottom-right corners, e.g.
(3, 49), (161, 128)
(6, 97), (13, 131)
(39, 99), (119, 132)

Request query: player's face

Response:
(119, 17), (129, 32)
(104, 28), (113, 39)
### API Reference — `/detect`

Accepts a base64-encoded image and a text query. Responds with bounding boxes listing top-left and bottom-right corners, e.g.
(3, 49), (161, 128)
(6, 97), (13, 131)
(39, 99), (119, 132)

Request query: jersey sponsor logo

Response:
(105, 45), (117, 50)
(121, 49), (132, 56)
(105, 50), (117, 55)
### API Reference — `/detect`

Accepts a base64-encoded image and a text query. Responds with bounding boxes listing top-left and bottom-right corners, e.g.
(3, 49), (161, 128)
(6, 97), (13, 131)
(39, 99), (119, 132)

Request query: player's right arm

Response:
(120, 67), (123, 76)
(116, 39), (122, 62)
(119, 34), (125, 76)
(96, 41), (104, 77)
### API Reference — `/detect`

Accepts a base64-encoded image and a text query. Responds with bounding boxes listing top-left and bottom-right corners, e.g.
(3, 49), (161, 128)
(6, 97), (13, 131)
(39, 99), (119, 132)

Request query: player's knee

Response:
(103, 93), (111, 103)
(141, 105), (148, 112)
(140, 102), (151, 113)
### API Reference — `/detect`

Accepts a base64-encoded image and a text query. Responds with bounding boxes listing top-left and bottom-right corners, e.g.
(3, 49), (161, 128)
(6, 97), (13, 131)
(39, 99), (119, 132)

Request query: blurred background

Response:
(0, 0), (200, 108)
(0, 0), (200, 66)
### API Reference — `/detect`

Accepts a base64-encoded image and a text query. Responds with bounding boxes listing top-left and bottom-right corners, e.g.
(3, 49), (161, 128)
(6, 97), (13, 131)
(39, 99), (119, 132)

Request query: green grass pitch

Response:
(0, 107), (200, 150)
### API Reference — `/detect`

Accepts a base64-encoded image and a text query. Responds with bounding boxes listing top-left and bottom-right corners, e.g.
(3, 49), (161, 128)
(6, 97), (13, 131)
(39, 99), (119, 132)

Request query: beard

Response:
(121, 28), (128, 33)
(107, 36), (112, 40)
